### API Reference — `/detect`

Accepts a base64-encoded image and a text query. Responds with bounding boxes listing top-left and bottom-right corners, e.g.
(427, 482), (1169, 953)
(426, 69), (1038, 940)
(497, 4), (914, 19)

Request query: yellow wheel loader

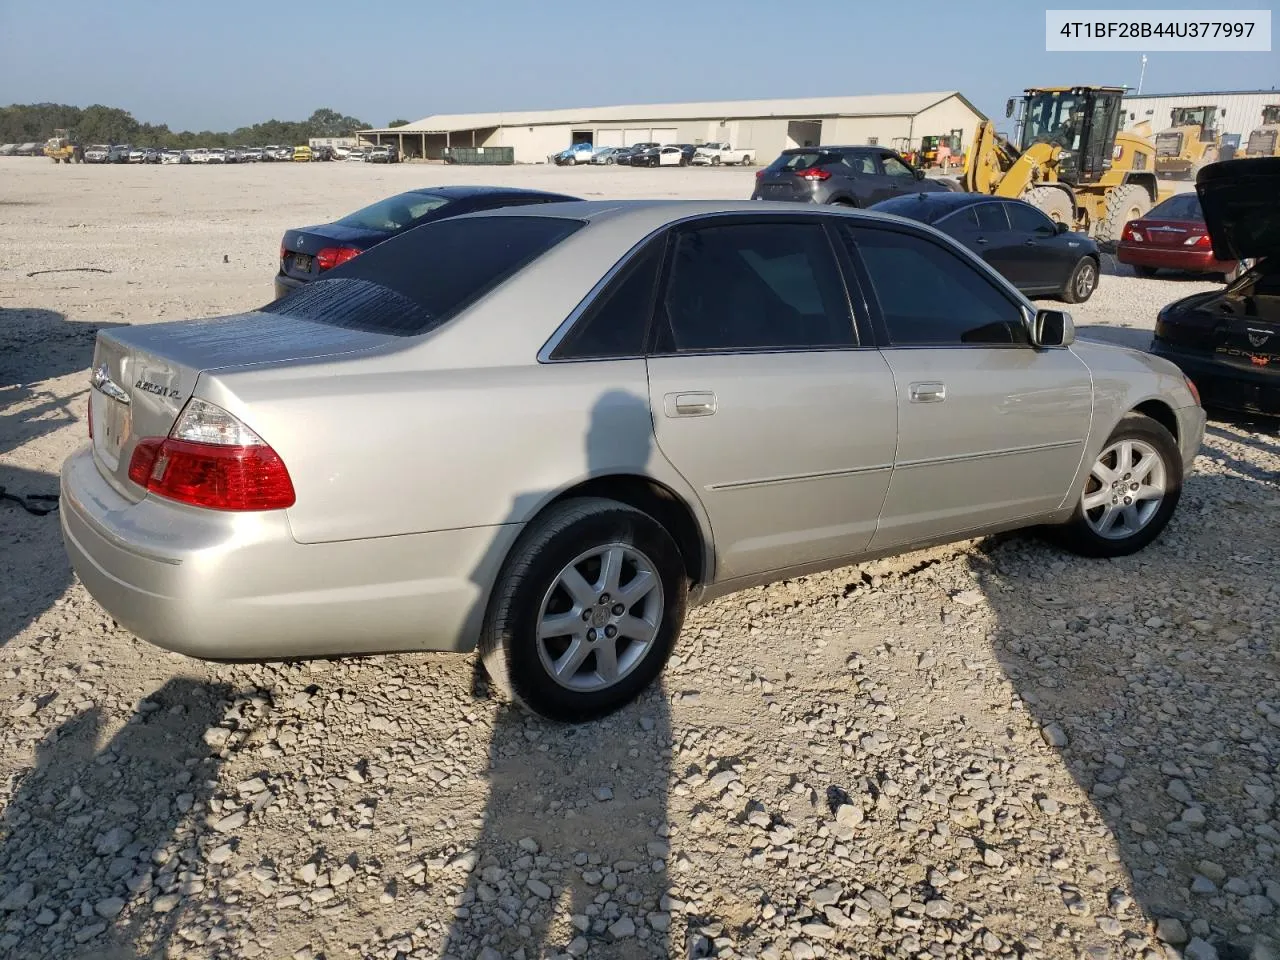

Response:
(960, 86), (1162, 244)
(1244, 105), (1280, 158)
(1153, 105), (1221, 178)
(43, 129), (82, 164)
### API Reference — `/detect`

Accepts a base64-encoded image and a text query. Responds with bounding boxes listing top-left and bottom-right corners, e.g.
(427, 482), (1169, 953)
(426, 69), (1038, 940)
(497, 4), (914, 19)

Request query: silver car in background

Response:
(62, 201), (1204, 721)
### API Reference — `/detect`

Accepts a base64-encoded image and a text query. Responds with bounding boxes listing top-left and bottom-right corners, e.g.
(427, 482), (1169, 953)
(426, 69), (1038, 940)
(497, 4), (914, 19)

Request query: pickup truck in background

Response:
(692, 142), (755, 166)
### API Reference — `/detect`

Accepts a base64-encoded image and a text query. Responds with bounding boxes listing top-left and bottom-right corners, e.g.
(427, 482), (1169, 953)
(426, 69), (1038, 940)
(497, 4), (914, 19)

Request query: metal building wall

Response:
(1120, 91), (1276, 141)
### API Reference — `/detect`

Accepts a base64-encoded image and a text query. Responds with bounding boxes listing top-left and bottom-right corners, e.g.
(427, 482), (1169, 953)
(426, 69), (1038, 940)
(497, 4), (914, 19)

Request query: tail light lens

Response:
(794, 166), (831, 181)
(315, 246), (362, 271)
(755, 169), (764, 179)
(127, 398), (295, 511)
(280, 242), (287, 263)
(87, 392), (94, 439)
(1183, 234), (1211, 248)
(1121, 223), (1143, 242)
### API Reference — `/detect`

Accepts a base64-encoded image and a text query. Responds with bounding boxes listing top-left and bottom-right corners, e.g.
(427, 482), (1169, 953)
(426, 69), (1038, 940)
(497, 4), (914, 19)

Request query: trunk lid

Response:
(1196, 157), (1280, 261)
(89, 312), (393, 499)
(281, 225), (386, 281)
(1137, 218), (1205, 247)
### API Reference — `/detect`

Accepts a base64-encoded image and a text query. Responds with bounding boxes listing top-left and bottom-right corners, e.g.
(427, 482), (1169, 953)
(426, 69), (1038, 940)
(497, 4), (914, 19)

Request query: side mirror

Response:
(1005, 98), (1015, 118)
(1032, 309), (1074, 347)
(914, 167), (926, 180)
(1054, 221), (1070, 234)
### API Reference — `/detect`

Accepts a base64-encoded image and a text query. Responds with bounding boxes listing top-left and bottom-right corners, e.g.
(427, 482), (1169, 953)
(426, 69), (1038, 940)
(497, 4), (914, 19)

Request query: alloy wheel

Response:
(536, 543), (664, 692)
(1075, 261), (1097, 299)
(1081, 438), (1167, 539)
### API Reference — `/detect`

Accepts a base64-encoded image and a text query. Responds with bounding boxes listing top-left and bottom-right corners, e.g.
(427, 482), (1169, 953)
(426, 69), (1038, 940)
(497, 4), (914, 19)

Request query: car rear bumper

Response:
(274, 273), (306, 299)
(1116, 243), (1233, 273)
(60, 445), (519, 660)
(1150, 341), (1280, 416)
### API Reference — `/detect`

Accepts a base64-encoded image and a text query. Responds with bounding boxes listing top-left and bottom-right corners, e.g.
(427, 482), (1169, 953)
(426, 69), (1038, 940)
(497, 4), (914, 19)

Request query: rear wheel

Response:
(479, 498), (687, 722)
(741, 155), (753, 166)
(1025, 185), (1074, 225)
(711, 156), (721, 166)
(1053, 414), (1182, 558)
(1096, 184), (1152, 245)
(1061, 257), (1099, 303)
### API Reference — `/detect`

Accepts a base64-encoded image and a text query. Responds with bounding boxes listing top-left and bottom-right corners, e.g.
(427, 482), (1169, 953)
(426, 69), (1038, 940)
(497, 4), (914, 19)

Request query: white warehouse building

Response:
(360, 91), (986, 164)
(1119, 89), (1278, 143)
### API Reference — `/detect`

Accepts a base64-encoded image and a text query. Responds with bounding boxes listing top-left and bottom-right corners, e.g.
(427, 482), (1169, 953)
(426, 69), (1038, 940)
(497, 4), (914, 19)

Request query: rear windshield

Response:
(262, 215), (584, 336)
(1148, 193), (1203, 220)
(336, 191), (451, 231)
(766, 151), (847, 173)
(869, 196), (950, 223)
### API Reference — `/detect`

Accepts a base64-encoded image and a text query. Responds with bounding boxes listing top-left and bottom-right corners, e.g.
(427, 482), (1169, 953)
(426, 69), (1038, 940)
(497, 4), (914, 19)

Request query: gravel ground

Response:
(1, 159), (1277, 960)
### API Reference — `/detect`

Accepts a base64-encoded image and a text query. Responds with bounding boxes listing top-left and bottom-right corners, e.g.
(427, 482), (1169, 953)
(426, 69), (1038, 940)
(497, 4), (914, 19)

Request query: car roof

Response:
(449, 198), (938, 237)
(396, 185), (577, 200)
(782, 145), (888, 154)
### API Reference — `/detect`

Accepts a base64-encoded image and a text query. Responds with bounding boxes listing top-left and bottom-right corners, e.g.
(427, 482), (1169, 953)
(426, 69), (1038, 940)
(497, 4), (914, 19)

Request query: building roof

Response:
(363, 91), (981, 135)
(1120, 89), (1278, 99)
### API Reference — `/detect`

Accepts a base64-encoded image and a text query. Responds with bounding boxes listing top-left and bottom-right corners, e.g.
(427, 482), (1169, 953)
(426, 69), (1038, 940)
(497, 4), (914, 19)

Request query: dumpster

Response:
(443, 146), (515, 165)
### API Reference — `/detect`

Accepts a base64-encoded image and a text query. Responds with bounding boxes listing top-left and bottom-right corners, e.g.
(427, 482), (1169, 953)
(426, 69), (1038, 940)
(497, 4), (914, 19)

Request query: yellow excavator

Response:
(43, 129), (82, 164)
(960, 86), (1162, 243)
(1152, 105), (1221, 178)
(1244, 105), (1280, 158)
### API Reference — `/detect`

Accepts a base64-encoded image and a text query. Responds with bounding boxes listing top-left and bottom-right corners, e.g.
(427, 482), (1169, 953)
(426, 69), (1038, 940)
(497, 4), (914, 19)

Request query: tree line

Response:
(0, 103), (374, 148)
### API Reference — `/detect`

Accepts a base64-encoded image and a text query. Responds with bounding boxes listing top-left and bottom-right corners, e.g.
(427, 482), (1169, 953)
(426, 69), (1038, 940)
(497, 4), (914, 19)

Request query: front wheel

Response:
(1052, 413), (1182, 558)
(479, 498), (687, 722)
(1061, 257), (1098, 304)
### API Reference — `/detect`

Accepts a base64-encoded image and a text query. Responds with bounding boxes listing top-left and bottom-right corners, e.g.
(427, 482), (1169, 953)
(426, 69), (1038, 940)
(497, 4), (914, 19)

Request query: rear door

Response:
(836, 222), (1093, 548)
(962, 202), (1021, 284)
(1001, 201), (1074, 291)
(644, 216), (898, 581)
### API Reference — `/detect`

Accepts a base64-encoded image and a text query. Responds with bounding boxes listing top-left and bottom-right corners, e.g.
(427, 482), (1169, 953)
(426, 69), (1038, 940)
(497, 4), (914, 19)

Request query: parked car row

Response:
(62, 143), (399, 164)
(552, 141), (757, 168)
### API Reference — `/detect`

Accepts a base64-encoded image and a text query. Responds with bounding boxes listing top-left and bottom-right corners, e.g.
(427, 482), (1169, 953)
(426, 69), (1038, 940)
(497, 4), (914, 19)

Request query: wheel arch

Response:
(1131, 398), (1179, 445)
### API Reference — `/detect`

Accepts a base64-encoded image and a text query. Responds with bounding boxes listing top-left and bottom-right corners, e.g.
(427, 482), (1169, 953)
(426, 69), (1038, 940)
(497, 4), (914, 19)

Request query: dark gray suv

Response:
(752, 146), (952, 207)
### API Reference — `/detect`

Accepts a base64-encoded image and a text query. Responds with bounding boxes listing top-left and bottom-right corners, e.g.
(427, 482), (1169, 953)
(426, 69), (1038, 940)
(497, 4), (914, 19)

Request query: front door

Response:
(837, 222), (1093, 549)
(1002, 200), (1075, 291)
(645, 217), (898, 581)
(877, 152), (920, 199)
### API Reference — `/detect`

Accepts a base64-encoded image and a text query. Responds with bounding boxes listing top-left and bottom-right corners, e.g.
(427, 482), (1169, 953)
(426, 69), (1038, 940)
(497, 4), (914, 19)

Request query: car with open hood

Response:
(1150, 157), (1279, 415)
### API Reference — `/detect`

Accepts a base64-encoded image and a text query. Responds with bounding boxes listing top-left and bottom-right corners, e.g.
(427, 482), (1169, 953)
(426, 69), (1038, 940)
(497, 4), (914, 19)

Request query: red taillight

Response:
(1121, 222), (1142, 242)
(126, 398), (295, 511)
(315, 246), (362, 271)
(280, 242), (287, 263)
(128, 438), (295, 511)
(1193, 234), (1211, 248)
(794, 166), (831, 181)
(755, 169), (764, 179)
(87, 392), (94, 439)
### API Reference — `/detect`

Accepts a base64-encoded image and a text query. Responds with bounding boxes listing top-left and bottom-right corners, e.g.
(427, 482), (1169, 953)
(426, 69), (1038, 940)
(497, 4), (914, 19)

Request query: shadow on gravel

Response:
(0, 677), (235, 960)
(442, 390), (674, 959)
(1203, 423), (1280, 484)
(0, 463), (71, 650)
(972, 463), (1279, 957)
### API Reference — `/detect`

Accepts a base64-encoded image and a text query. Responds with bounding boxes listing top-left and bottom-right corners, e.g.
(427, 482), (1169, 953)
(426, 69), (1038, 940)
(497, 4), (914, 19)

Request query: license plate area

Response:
(292, 253), (313, 272)
(93, 390), (132, 466)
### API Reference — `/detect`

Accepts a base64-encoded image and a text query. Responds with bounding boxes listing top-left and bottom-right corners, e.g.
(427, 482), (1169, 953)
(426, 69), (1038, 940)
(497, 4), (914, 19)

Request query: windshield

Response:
(1022, 93), (1085, 150)
(1148, 193), (1203, 220)
(335, 192), (452, 231)
(1263, 107), (1280, 125)
(1171, 107), (1212, 127)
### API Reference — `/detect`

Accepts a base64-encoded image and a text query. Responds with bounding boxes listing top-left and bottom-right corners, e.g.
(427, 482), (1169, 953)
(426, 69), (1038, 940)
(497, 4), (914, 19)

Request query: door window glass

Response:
(840, 226), (1029, 346)
(659, 223), (855, 352)
(974, 203), (1010, 232)
(881, 155), (914, 178)
(1005, 202), (1057, 236)
(552, 239), (664, 359)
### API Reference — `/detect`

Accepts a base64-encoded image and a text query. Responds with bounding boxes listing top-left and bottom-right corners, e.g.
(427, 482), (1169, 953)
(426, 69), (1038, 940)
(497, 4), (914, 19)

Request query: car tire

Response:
(1052, 413), (1182, 559)
(742, 155), (753, 166)
(478, 497), (688, 722)
(1132, 264), (1159, 278)
(1025, 185), (1074, 226)
(1061, 256), (1099, 304)
(711, 156), (721, 166)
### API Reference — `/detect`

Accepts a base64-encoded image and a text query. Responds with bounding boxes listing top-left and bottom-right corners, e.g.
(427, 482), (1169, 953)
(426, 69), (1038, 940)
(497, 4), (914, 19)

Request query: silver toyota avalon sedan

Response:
(61, 200), (1206, 721)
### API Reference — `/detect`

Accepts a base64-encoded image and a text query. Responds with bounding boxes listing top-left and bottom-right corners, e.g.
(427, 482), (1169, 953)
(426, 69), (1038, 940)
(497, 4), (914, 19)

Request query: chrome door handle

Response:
(664, 391), (717, 417)
(909, 382), (946, 403)
(974, 237), (988, 245)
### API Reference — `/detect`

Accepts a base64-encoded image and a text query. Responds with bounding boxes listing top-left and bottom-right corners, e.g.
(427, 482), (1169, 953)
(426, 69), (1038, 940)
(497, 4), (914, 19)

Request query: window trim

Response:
(646, 213), (871, 358)
(837, 221), (1037, 351)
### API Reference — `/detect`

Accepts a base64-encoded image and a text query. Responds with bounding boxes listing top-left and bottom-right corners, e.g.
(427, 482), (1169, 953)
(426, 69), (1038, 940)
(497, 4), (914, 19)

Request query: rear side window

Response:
(975, 203), (1010, 232)
(335, 191), (450, 230)
(1005, 202), (1056, 236)
(767, 151), (834, 172)
(264, 216), (583, 336)
(551, 238), (664, 360)
(841, 226), (1028, 346)
(656, 222), (855, 352)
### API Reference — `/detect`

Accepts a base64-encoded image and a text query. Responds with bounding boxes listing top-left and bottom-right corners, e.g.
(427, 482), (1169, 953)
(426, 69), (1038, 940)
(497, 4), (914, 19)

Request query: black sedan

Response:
(1150, 158), (1278, 416)
(870, 192), (1101, 303)
(275, 186), (580, 299)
